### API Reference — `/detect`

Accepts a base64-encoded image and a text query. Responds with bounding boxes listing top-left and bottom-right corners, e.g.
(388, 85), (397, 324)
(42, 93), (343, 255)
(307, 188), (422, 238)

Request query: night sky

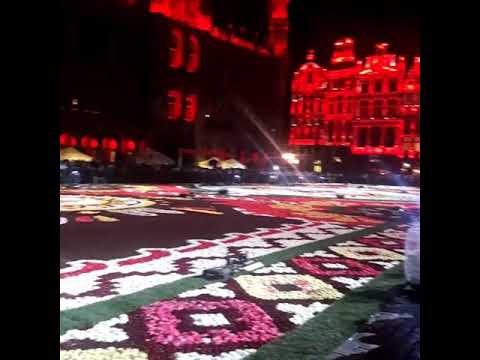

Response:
(289, 1), (420, 70)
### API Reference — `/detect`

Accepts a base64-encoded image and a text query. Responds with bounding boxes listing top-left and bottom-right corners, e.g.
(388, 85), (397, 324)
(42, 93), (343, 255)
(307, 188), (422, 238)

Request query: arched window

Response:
(169, 29), (184, 69)
(167, 90), (182, 120)
(186, 34), (200, 72)
(184, 94), (198, 122)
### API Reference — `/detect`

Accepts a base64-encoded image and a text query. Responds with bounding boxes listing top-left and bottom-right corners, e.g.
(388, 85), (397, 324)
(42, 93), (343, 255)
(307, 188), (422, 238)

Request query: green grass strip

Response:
(60, 220), (403, 335)
(247, 265), (405, 360)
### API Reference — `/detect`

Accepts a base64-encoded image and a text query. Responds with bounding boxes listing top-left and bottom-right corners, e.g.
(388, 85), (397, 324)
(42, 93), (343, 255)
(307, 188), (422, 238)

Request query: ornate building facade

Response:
(289, 38), (420, 169)
(60, 0), (289, 166)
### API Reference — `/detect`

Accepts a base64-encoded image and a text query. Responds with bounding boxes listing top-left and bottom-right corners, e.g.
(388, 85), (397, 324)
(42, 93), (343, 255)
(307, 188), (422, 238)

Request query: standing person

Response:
(97, 163), (106, 184)
(106, 163), (115, 183)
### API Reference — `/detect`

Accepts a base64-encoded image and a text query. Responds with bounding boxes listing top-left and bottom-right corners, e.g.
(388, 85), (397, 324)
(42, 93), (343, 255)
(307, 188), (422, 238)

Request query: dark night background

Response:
(289, 1), (420, 69)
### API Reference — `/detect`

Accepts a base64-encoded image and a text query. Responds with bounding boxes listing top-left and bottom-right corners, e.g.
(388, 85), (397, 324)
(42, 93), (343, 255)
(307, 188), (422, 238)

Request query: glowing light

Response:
(89, 138), (99, 149)
(402, 162), (411, 168)
(80, 136), (90, 148)
(60, 133), (68, 146)
(272, 165), (280, 171)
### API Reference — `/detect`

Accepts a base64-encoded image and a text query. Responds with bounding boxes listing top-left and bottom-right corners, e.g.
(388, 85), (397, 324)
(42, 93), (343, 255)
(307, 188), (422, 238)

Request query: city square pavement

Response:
(60, 183), (419, 360)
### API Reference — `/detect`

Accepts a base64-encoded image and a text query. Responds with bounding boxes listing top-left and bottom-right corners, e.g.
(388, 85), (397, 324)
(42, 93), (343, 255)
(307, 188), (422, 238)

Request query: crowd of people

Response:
(60, 159), (419, 187)
(60, 160), (116, 184)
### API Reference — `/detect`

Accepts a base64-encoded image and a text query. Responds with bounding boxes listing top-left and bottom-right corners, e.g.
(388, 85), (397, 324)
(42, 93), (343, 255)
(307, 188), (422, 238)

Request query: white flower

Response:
(190, 313), (230, 327)
(179, 283), (235, 299)
(331, 277), (373, 289)
(336, 241), (366, 247)
(60, 315), (129, 344)
(322, 263), (348, 269)
(301, 250), (339, 258)
(175, 349), (256, 360)
(60, 348), (147, 360)
(277, 302), (329, 325)
(369, 261), (400, 269)
(254, 262), (297, 274)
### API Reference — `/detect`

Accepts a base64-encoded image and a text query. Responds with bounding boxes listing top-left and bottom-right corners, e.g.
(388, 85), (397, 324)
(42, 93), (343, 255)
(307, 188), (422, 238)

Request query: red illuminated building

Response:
(60, 0), (289, 166)
(289, 38), (420, 168)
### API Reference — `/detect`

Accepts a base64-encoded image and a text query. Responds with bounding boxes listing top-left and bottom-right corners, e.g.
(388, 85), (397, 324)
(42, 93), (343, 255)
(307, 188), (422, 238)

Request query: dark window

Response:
(186, 34), (200, 72)
(329, 102), (335, 114)
(347, 99), (352, 113)
(374, 80), (382, 93)
(169, 29), (184, 69)
(373, 100), (383, 117)
(346, 121), (352, 139)
(358, 128), (367, 147)
(167, 90), (182, 120)
(389, 79), (398, 92)
(328, 122), (334, 141)
(184, 94), (198, 122)
(359, 101), (369, 117)
(387, 100), (398, 116)
(337, 97), (343, 114)
(361, 81), (369, 93)
(308, 72), (313, 84)
(404, 119), (411, 134)
(371, 127), (381, 147)
(333, 80), (344, 89)
(385, 128), (396, 147)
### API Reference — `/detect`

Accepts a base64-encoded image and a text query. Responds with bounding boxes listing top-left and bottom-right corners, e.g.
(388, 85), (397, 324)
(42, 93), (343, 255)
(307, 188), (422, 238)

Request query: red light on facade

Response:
(169, 29), (184, 69)
(306, 49), (315, 61)
(184, 94), (198, 122)
(167, 90), (182, 120)
(375, 43), (389, 53)
(186, 34), (200, 72)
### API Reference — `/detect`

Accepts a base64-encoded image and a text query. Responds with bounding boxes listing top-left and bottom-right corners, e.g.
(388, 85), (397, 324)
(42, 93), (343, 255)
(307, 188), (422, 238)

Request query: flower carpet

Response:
(60, 184), (419, 360)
